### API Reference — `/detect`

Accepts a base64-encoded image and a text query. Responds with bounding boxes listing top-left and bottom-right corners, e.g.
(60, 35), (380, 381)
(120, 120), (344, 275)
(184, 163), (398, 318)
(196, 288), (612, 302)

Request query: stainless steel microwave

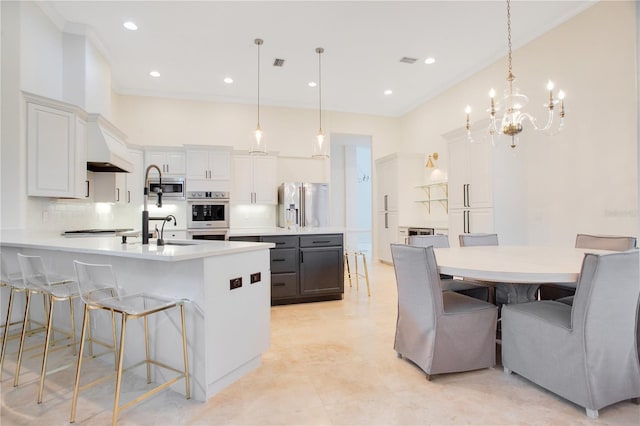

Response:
(148, 177), (185, 200)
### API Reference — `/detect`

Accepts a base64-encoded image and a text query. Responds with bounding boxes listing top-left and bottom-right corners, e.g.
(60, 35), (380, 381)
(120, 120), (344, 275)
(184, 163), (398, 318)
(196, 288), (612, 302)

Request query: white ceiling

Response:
(45, 1), (595, 117)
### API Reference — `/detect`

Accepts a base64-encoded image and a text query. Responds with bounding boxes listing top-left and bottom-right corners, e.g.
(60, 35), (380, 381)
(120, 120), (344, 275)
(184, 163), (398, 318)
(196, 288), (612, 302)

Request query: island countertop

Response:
(0, 230), (274, 262)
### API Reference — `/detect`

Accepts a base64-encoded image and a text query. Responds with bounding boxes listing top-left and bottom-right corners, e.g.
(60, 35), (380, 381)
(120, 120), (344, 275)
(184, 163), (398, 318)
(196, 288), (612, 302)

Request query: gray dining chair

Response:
(408, 235), (490, 302)
(390, 244), (498, 379)
(502, 250), (640, 418)
(540, 233), (638, 303)
(458, 233), (538, 306)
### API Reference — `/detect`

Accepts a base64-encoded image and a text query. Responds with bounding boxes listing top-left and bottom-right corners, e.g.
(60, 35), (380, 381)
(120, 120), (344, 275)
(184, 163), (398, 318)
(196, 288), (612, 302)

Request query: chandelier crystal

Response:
(312, 47), (329, 159)
(465, 0), (566, 148)
(250, 38), (267, 155)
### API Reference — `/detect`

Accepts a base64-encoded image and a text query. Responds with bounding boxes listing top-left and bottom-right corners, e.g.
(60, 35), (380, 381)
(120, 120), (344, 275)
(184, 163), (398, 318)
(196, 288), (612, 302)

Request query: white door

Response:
(447, 138), (469, 210)
(232, 156), (253, 204)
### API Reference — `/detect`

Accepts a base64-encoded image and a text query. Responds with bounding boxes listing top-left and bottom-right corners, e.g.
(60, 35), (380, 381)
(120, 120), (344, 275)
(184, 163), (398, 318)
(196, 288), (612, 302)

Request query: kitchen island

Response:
(0, 230), (274, 402)
(229, 228), (344, 305)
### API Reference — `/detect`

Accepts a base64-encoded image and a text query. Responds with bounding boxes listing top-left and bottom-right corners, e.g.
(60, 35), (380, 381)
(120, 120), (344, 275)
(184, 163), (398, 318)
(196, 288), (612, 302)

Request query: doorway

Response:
(330, 134), (372, 256)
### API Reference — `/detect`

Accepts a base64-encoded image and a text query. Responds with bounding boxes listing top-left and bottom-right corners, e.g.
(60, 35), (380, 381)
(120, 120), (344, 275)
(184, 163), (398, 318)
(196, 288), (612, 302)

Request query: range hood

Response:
(86, 114), (133, 173)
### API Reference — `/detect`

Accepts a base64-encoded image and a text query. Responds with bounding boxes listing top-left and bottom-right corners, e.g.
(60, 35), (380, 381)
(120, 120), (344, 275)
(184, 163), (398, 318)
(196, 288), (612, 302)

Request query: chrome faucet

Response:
(142, 164), (163, 245)
(156, 215), (177, 246)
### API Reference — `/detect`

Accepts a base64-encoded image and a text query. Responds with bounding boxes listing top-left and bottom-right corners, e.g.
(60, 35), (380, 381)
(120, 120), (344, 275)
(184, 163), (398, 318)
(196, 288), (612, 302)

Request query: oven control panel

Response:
(187, 191), (229, 200)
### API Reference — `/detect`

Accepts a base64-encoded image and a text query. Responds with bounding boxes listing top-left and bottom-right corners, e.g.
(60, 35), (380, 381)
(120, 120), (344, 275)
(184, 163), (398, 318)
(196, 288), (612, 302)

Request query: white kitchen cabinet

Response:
(185, 147), (231, 191)
(126, 149), (144, 205)
(397, 226), (409, 245)
(145, 149), (185, 176)
(448, 137), (492, 209)
(25, 93), (88, 198)
(93, 172), (127, 204)
(445, 123), (526, 246)
(375, 153), (424, 263)
(232, 155), (276, 204)
(377, 211), (399, 263)
(449, 208), (494, 247)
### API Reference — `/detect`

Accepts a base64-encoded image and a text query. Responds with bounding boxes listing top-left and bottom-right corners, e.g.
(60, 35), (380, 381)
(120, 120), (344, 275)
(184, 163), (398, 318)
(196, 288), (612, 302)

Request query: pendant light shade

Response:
(250, 38), (267, 155)
(312, 47), (329, 159)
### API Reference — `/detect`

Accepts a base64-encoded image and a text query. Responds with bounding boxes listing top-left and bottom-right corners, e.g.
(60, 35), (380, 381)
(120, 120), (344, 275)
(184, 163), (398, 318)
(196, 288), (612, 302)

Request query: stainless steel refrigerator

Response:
(278, 182), (329, 228)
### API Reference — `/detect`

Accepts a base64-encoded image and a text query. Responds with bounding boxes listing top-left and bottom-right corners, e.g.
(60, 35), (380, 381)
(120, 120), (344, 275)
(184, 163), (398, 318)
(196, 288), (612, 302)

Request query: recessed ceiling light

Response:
(308, 81), (317, 87)
(224, 77), (234, 84)
(384, 89), (393, 95)
(123, 21), (138, 31)
(149, 70), (160, 78)
(424, 57), (436, 65)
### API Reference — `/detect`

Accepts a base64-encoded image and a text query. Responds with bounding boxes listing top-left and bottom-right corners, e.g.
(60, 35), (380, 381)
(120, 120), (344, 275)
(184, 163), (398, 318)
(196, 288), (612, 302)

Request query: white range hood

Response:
(86, 113), (132, 173)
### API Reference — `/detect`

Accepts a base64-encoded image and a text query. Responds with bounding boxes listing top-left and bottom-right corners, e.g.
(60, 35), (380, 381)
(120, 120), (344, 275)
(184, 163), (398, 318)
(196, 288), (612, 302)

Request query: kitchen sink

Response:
(162, 240), (199, 246)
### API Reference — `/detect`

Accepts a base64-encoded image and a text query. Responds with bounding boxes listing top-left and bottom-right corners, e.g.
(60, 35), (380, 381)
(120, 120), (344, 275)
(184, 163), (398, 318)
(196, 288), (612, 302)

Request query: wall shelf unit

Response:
(415, 181), (448, 214)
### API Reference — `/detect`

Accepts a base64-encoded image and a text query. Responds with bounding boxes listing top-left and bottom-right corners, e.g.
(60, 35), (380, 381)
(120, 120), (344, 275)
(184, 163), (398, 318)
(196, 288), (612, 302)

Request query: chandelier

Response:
(465, 0), (566, 148)
(250, 38), (267, 155)
(312, 47), (329, 159)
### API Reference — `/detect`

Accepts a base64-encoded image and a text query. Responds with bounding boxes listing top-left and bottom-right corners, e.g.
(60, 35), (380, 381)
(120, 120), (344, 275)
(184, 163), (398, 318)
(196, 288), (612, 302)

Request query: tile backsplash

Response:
(25, 198), (187, 233)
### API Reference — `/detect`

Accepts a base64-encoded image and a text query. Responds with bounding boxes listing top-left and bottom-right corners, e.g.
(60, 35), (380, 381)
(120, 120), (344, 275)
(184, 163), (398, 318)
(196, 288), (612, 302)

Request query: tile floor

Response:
(1, 261), (639, 425)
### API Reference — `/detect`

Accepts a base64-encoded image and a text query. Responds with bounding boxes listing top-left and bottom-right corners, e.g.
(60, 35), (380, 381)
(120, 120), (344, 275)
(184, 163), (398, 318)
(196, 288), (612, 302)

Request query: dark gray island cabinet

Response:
(230, 233), (344, 305)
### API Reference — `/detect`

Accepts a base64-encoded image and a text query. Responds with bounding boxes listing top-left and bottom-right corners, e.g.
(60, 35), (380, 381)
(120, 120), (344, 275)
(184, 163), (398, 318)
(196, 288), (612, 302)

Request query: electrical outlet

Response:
(250, 272), (261, 284)
(230, 277), (242, 290)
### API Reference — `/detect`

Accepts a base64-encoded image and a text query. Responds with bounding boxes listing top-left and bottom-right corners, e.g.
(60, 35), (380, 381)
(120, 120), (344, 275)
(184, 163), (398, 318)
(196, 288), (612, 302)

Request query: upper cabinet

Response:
(232, 155), (277, 204)
(25, 92), (88, 198)
(126, 149), (144, 205)
(185, 146), (231, 191)
(144, 149), (185, 177)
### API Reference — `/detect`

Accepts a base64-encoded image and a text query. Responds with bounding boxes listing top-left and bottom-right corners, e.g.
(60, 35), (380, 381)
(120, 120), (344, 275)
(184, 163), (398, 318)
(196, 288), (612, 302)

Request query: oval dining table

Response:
(432, 246), (613, 304)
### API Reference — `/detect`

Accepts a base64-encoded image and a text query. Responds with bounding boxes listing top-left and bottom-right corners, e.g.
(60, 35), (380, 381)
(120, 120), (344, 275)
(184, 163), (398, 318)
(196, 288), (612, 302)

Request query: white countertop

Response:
(0, 230), (273, 262)
(228, 227), (345, 237)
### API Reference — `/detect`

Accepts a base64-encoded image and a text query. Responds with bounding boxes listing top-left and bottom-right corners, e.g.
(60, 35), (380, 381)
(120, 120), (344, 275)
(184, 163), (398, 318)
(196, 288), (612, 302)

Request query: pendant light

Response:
(250, 38), (267, 155)
(312, 47), (329, 159)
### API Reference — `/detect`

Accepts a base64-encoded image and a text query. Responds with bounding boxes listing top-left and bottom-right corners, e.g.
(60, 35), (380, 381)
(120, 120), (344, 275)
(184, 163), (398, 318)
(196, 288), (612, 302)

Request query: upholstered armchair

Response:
(540, 233), (637, 302)
(390, 244), (498, 379)
(408, 235), (490, 301)
(502, 250), (640, 418)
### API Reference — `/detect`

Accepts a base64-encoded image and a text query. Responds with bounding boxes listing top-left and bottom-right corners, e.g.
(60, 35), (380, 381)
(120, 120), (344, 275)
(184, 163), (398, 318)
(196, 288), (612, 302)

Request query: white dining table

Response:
(432, 246), (613, 304)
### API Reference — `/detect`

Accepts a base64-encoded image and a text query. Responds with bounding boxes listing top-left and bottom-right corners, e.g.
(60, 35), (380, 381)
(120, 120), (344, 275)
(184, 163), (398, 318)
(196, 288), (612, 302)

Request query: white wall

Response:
(19, 1), (63, 99)
(400, 1), (639, 246)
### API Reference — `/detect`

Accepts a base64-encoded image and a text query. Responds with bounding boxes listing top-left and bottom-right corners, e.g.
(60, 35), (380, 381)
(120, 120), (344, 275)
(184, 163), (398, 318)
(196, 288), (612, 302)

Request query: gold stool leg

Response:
(362, 253), (371, 297)
(144, 315), (151, 384)
(179, 304), (190, 399)
(69, 297), (77, 356)
(111, 310), (117, 369)
(87, 312), (93, 357)
(344, 252), (352, 287)
(0, 287), (17, 379)
(37, 294), (55, 403)
(354, 253), (360, 291)
(112, 314), (128, 426)
(70, 304), (90, 423)
(13, 290), (32, 387)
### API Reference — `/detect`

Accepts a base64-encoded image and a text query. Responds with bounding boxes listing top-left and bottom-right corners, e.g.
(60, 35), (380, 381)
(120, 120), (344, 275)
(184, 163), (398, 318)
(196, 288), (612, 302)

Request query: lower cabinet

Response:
(230, 233), (344, 305)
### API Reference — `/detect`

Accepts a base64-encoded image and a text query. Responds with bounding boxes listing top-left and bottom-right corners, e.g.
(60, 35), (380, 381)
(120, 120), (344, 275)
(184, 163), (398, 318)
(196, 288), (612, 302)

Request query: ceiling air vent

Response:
(399, 57), (417, 64)
(273, 58), (285, 67)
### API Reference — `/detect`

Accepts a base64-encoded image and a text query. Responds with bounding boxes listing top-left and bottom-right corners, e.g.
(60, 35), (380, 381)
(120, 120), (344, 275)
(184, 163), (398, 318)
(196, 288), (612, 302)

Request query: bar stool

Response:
(344, 250), (371, 296)
(16, 254), (78, 403)
(0, 251), (48, 379)
(71, 261), (190, 426)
